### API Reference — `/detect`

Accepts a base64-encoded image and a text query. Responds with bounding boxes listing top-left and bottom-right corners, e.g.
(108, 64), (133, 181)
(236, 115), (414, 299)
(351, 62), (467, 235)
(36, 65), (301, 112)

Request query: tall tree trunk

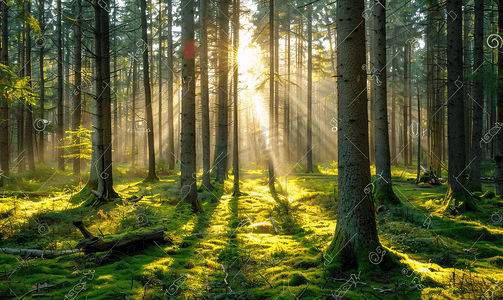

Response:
(38, 0), (45, 165)
(200, 0), (211, 189)
(73, 0), (82, 176)
(132, 59), (137, 168)
(403, 41), (409, 166)
(0, 1), (9, 185)
(285, 5), (290, 164)
(297, 17), (302, 162)
(25, 1), (35, 172)
(443, 0), (478, 214)
(57, 0), (64, 171)
(232, 0), (240, 195)
(180, 0), (203, 212)
(306, 5), (313, 173)
(373, 0), (399, 205)
(18, 28), (26, 173)
(468, 0), (483, 193)
(167, 0), (175, 170)
(495, 0), (503, 195)
(141, 0), (159, 181)
(216, 0), (230, 183)
(326, 0), (398, 273)
(158, 1), (163, 162)
(268, 0), (276, 193)
(391, 46), (397, 166)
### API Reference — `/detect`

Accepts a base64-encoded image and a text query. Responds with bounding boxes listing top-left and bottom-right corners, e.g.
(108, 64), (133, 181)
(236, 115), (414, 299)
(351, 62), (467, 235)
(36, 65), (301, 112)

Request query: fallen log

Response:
(73, 221), (169, 254)
(0, 248), (80, 259)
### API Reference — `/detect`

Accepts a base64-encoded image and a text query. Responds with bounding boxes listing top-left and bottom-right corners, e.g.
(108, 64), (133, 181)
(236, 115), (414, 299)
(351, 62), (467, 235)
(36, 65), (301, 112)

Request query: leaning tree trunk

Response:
(325, 0), (400, 274)
(442, 0), (478, 214)
(140, 0), (159, 182)
(180, 0), (203, 212)
(468, 0), (484, 193)
(373, 0), (400, 205)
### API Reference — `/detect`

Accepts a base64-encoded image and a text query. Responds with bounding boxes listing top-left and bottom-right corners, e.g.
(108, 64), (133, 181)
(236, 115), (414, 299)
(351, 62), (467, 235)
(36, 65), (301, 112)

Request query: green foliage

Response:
(58, 126), (93, 161)
(0, 63), (38, 105)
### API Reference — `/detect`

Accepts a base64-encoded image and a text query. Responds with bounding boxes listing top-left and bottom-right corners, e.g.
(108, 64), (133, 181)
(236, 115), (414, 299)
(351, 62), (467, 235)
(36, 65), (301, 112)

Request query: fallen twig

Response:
(19, 281), (68, 299)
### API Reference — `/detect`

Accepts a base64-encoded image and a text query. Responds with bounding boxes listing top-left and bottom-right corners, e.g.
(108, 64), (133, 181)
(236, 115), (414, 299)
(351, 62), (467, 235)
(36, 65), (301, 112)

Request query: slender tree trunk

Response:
(167, 0), (175, 170)
(0, 1), (9, 184)
(200, 0), (211, 189)
(73, 0), (82, 175)
(180, 0), (203, 212)
(38, 0), (45, 165)
(403, 42), (409, 165)
(468, 0), (483, 193)
(25, 1), (35, 172)
(495, 0), (503, 195)
(268, 0), (276, 193)
(306, 5), (313, 173)
(373, 0), (399, 205)
(285, 5), (290, 164)
(57, 0), (64, 171)
(232, 0), (240, 195)
(132, 60), (137, 168)
(141, 0), (159, 181)
(391, 46), (397, 166)
(18, 28), (26, 173)
(158, 2), (163, 162)
(216, 0), (230, 183)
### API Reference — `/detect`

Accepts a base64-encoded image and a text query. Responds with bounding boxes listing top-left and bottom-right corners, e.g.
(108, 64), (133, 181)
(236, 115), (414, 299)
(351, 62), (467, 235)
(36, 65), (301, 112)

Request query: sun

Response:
(237, 46), (256, 73)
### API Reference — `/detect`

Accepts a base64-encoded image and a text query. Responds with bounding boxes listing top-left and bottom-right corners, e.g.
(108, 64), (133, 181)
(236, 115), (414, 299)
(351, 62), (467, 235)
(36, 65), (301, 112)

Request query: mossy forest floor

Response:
(0, 161), (502, 299)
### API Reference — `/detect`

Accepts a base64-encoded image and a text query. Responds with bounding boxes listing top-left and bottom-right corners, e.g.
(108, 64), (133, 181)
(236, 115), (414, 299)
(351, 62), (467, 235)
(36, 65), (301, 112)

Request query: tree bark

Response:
(57, 0), (64, 171)
(268, 0), (276, 193)
(200, 0), (211, 189)
(232, 0), (240, 195)
(216, 0), (230, 183)
(38, 0), (45, 165)
(25, 1), (36, 173)
(468, 0), (484, 193)
(443, 0), (478, 214)
(373, 0), (400, 205)
(306, 5), (313, 173)
(495, 0), (503, 195)
(0, 1), (9, 185)
(73, 0), (83, 176)
(326, 0), (398, 273)
(167, 0), (175, 170)
(140, 0), (159, 182)
(180, 0), (203, 212)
